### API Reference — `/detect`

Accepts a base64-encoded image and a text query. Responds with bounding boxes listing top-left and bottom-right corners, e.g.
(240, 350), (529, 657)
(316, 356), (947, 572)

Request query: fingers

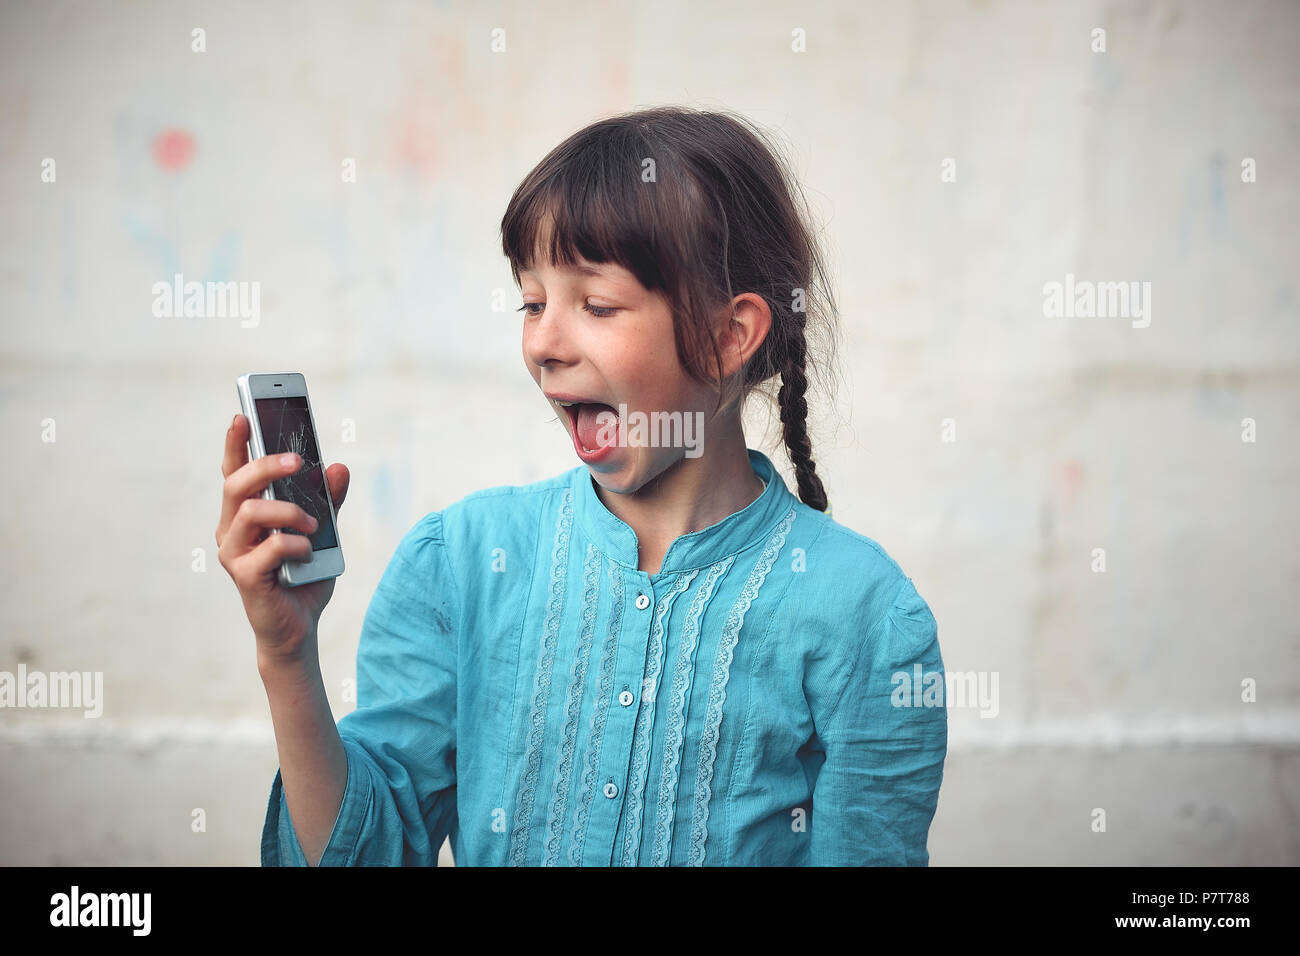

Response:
(235, 525), (316, 585)
(223, 414), (249, 480)
(217, 414), (256, 547)
(219, 495), (317, 563)
(217, 415), (349, 559)
(217, 449), (302, 546)
(325, 463), (350, 514)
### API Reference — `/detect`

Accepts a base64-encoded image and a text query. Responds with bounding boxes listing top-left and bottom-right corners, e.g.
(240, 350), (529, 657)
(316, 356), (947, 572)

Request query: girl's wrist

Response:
(257, 643), (322, 688)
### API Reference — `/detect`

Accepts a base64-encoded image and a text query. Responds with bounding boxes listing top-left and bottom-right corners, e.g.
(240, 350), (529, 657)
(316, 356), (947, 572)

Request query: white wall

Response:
(0, 0), (1296, 865)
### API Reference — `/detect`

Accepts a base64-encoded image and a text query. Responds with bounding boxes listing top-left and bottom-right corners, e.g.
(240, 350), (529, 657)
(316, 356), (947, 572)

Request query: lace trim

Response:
(568, 557), (623, 865)
(507, 487), (573, 866)
(687, 506), (797, 865)
(543, 541), (601, 865)
(651, 555), (732, 866)
(618, 570), (698, 867)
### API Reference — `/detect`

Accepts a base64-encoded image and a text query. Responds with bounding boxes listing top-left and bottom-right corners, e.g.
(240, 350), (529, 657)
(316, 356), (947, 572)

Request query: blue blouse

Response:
(260, 448), (947, 866)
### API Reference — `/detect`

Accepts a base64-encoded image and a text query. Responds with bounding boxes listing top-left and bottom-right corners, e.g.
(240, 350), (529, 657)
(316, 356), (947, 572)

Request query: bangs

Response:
(500, 122), (703, 296)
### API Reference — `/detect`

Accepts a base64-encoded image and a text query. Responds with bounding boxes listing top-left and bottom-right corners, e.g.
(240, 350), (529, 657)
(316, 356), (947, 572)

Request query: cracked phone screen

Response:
(254, 396), (338, 551)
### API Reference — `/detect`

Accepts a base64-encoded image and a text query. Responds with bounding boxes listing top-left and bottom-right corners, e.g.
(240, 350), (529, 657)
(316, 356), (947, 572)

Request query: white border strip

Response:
(1, 712), (1297, 750)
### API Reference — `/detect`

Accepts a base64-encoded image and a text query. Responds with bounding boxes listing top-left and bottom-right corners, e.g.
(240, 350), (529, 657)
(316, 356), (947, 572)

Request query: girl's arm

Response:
(260, 646), (348, 868)
(260, 510), (461, 867)
(809, 576), (948, 865)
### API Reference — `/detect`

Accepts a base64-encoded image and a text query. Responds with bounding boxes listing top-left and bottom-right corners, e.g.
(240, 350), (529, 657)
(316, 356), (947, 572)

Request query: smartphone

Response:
(236, 372), (345, 587)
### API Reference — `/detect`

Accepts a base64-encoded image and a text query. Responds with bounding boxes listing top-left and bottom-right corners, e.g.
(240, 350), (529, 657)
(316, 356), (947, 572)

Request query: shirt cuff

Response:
(260, 738), (372, 866)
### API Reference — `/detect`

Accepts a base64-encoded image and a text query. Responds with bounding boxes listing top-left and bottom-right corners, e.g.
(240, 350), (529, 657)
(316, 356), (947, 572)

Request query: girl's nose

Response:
(523, 306), (576, 368)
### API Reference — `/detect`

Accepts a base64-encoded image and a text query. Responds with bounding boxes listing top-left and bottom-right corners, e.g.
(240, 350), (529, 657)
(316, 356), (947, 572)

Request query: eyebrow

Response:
(521, 263), (611, 279)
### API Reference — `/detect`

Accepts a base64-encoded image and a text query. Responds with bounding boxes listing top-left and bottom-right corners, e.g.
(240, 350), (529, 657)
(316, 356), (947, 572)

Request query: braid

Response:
(777, 315), (829, 514)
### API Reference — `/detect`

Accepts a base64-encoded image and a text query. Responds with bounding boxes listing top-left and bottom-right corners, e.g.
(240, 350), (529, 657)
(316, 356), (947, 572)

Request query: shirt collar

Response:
(568, 448), (799, 575)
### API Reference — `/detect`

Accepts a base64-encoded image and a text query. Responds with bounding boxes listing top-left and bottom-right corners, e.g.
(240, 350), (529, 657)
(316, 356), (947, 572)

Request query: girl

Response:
(221, 106), (946, 866)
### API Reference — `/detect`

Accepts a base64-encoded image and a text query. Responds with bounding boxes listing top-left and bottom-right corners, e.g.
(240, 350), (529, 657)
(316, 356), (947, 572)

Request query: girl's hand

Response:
(216, 414), (350, 670)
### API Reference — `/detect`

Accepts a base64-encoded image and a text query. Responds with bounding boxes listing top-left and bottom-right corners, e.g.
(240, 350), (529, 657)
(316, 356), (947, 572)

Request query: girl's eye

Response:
(515, 302), (618, 318)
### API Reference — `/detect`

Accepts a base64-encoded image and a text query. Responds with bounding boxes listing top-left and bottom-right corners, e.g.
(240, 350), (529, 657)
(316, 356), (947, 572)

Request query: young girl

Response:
(222, 106), (946, 866)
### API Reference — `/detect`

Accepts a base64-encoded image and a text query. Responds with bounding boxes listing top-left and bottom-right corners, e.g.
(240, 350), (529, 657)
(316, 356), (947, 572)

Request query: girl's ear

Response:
(714, 294), (770, 380)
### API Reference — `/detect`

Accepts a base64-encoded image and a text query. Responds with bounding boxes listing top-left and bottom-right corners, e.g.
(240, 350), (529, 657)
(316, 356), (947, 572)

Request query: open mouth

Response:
(556, 400), (619, 454)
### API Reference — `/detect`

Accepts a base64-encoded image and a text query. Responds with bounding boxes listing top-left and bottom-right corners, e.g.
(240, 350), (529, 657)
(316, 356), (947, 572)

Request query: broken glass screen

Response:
(254, 396), (338, 551)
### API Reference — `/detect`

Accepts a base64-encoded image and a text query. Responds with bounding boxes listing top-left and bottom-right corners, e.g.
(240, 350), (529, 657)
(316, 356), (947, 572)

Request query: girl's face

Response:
(520, 256), (723, 495)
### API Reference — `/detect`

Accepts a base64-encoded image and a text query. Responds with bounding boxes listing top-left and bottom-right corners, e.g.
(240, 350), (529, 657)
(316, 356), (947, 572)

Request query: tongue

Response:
(576, 403), (617, 450)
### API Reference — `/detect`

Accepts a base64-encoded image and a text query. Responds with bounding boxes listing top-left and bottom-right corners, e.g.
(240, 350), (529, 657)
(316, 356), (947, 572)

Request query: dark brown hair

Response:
(500, 105), (841, 513)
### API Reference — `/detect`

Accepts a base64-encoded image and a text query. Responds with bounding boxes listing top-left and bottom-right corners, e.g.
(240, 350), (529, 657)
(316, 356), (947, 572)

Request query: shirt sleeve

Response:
(808, 574), (947, 866)
(260, 510), (461, 866)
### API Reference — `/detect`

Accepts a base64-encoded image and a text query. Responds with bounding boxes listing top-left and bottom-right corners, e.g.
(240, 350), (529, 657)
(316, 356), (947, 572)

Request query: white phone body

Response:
(236, 372), (345, 587)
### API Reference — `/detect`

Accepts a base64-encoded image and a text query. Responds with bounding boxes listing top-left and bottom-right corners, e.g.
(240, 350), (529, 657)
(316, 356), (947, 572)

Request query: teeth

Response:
(555, 399), (577, 406)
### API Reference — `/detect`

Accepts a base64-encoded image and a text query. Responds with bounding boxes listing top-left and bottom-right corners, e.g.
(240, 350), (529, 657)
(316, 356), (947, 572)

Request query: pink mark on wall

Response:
(389, 32), (466, 183)
(1055, 459), (1084, 509)
(396, 110), (440, 175)
(152, 129), (196, 170)
(0, 87), (29, 159)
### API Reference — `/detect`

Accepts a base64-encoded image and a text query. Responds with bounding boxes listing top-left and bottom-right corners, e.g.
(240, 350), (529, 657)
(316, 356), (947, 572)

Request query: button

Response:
(635, 593), (650, 610)
(619, 690), (634, 707)
(603, 782), (619, 799)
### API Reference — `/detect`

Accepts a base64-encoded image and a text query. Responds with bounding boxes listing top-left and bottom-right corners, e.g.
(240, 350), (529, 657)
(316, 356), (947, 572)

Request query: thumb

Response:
(326, 463), (350, 516)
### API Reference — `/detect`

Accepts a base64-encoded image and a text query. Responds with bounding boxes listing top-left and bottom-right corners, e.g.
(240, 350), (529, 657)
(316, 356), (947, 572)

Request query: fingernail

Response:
(281, 454), (298, 468)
